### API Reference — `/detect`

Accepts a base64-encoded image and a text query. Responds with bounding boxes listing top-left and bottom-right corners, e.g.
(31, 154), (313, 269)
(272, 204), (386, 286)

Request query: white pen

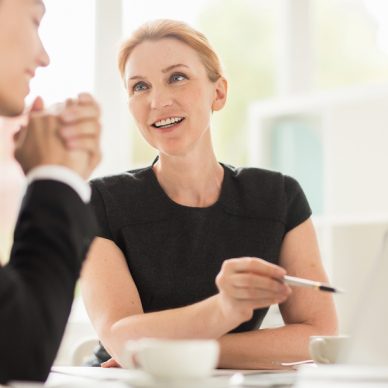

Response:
(283, 275), (344, 293)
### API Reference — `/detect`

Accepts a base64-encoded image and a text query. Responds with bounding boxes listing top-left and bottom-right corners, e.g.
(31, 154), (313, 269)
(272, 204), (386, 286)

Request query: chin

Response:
(156, 142), (181, 156)
(0, 99), (25, 117)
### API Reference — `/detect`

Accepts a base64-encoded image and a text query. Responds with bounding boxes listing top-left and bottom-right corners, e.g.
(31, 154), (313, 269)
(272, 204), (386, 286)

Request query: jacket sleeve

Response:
(0, 180), (96, 384)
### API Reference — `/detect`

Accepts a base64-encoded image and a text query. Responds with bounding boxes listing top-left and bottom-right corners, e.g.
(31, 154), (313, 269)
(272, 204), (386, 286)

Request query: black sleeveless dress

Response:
(86, 162), (311, 365)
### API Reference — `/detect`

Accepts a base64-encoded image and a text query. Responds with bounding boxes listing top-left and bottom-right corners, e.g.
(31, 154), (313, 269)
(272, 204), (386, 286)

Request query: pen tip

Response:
(319, 285), (335, 292)
(319, 285), (345, 293)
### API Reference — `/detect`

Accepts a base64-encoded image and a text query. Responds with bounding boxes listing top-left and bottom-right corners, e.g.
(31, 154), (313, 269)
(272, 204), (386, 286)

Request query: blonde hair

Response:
(118, 19), (224, 84)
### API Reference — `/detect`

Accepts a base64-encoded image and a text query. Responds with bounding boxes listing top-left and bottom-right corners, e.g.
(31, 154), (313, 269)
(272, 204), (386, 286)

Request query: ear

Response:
(211, 77), (228, 112)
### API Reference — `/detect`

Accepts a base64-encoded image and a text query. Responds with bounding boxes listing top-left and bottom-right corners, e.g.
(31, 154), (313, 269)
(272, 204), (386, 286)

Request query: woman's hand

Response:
(215, 257), (292, 324)
(101, 358), (122, 368)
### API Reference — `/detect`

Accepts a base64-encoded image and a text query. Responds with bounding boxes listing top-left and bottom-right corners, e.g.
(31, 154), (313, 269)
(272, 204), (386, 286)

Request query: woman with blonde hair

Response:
(82, 19), (337, 369)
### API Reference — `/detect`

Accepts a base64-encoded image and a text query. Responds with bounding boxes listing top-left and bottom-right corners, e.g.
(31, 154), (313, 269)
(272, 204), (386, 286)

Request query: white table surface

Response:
(7, 365), (388, 388)
(6, 366), (297, 388)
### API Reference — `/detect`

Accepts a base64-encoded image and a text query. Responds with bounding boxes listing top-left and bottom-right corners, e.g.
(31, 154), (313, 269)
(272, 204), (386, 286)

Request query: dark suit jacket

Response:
(0, 180), (96, 384)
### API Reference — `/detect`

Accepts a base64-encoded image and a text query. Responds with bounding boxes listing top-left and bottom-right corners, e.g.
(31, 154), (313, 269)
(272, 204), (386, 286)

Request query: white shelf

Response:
(247, 83), (388, 332)
(313, 214), (388, 227)
(248, 82), (388, 119)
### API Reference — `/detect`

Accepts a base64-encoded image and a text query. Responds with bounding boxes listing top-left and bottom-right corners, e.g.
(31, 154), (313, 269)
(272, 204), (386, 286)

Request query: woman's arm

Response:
(81, 237), (290, 363)
(217, 218), (338, 369)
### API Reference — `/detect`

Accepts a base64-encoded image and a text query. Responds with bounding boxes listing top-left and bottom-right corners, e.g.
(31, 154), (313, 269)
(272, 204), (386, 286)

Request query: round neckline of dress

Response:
(147, 161), (228, 211)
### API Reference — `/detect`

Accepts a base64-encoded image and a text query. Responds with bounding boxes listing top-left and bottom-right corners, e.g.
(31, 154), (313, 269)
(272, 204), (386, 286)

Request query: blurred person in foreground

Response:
(0, 0), (101, 383)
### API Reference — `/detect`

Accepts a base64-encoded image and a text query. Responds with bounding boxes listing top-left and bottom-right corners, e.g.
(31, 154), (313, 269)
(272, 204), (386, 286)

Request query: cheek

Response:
(0, 39), (20, 73)
(184, 84), (204, 101)
(129, 99), (145, 124)
(189, 87), (214, 118)
(178, 85), (214, 117)
(195, 81), (215, 103)
(129, 99), (153, 139)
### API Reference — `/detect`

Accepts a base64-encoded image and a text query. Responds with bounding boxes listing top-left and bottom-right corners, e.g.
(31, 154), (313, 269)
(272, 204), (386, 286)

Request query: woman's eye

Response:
(133, 82), (148, 93)
(170, 73), (187, 83)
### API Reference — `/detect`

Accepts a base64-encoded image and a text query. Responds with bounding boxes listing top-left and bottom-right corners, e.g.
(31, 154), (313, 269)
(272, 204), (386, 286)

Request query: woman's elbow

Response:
(99, 316), (140, 359)
(310, 309), (339, 336)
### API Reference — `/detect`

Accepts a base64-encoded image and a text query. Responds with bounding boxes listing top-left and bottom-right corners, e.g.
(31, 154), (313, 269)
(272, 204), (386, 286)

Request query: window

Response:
(29, 0), (95, 105)
(313, 0), (388, 90)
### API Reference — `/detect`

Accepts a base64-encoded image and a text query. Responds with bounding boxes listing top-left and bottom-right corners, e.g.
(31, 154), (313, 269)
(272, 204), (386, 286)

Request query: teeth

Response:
(154, 117), (183, 128)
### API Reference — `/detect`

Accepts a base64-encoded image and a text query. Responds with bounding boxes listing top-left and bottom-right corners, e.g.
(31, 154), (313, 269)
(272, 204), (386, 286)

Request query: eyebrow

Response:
(162, 64), (189, 73)
(128, 64), (190, 82)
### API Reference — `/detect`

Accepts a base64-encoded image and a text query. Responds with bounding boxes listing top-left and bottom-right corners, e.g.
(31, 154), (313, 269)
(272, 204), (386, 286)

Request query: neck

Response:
(153, 144), (224, 208)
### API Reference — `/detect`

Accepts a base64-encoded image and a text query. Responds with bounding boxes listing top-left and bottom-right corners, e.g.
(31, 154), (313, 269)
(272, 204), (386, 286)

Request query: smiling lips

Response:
(152, 116), (184, 129)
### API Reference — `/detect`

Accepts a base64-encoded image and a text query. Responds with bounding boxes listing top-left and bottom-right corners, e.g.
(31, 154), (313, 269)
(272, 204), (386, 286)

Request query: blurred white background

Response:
(1, 0), (388, 364)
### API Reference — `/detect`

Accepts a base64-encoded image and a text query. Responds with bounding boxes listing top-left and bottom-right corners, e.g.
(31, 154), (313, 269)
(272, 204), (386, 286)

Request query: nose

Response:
(37, 38), (50, 68)
(149, 86), (173, 110)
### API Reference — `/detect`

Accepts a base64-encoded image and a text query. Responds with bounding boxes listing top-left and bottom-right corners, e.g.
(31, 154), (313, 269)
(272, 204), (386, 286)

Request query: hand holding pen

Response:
(215, 257), (341, 330)
(215, 257), (292, 324)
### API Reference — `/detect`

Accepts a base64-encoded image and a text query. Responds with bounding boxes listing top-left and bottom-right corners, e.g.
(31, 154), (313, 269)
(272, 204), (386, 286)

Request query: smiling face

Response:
(0, 0), (49, 116)
(124, 38), (227, 157)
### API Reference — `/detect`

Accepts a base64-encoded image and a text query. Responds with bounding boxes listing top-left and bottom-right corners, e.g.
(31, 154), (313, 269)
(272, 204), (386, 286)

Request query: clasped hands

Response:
(14, 93), (101, 179)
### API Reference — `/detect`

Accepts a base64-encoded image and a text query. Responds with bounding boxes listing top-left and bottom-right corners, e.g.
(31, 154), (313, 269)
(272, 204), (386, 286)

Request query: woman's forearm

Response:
(99, 257), (292, 362)
(103, 294), (249, 361)
(217, 322), (337, 369)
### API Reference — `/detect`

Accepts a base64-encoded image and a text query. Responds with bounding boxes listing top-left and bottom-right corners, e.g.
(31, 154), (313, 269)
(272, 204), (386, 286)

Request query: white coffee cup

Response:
(309, 335), (350, 364)
(121, 338), (220, 380)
